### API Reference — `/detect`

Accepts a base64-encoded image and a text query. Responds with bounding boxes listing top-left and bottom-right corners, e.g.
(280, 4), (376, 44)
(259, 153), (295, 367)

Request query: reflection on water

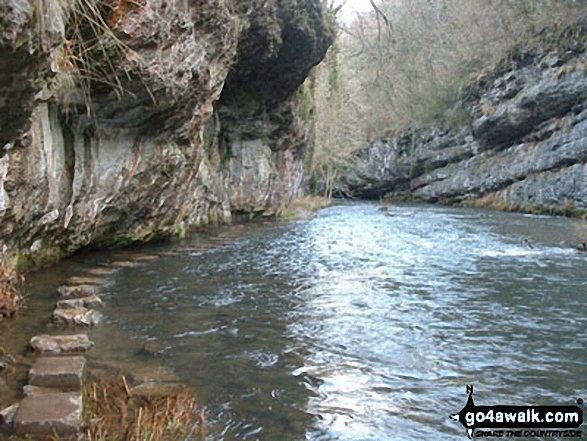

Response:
(16, 203), (587, 439)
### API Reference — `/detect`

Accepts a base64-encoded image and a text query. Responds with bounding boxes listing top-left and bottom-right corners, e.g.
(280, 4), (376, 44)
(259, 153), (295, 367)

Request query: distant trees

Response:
(304, 0), (585, 195)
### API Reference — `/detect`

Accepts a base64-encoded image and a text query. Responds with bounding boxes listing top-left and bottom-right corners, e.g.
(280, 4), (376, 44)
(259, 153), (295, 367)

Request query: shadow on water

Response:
(3, 202), (587, 440)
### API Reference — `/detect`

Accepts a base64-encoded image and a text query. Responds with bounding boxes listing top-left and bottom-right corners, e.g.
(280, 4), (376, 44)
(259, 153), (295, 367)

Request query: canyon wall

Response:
(0, 0), (333, 289)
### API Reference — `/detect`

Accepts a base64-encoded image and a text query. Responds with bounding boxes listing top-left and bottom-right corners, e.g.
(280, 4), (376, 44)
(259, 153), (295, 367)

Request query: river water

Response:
(7, 202), (587, 440)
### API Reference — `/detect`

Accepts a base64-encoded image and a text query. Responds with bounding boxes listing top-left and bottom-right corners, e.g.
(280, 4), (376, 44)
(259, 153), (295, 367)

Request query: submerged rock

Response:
(29, 334), (94, 354)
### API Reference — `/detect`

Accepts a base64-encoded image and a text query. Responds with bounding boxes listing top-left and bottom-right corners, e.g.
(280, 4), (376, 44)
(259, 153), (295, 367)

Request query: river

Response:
(4, 202), (587, 440)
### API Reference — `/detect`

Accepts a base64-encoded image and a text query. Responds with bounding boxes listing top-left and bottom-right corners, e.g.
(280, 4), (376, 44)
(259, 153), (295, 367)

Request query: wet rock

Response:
(29, 356), (85, 390)
(29, 334), (94, 354)
(0, 403), (19, 428)
(56, 295), (103, 310)
(14, 392), (82, 438)
(57, 284), (97, 299)
(52, 307), (103, 327)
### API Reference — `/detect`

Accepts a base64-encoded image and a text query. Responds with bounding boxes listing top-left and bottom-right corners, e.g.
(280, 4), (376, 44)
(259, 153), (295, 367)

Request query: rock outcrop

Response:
(0, 0), (333, 288)
(340, 23), (587, 214)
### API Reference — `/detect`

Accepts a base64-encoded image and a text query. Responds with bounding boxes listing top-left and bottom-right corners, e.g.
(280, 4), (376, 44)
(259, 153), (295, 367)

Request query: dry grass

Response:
(281, 196), (332, 220)
(83, 376), (205, 441)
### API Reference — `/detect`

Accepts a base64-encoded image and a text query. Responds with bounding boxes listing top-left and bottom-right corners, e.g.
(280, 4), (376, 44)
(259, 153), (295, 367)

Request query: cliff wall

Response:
(0, 0), (332, 296)
(340, 23), (587, 215)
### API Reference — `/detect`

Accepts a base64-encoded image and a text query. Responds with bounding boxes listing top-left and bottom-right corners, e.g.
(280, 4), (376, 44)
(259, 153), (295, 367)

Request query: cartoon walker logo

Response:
(450, 385), (584, 439)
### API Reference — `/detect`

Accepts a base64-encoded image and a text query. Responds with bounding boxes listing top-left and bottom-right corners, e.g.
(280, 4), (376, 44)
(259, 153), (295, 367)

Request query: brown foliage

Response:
(0, 263), (24, 318)
(83, 376), (205, 441)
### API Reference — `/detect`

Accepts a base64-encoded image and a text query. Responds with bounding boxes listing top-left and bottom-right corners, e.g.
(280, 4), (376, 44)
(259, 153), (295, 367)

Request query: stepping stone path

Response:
(8, 273), (107, 438)
(7, 259), (172, 438)
(12, 354), (86, 438)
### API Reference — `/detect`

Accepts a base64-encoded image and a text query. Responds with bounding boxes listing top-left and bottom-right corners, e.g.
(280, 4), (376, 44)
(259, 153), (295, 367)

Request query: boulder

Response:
(29, 334), (94, 354)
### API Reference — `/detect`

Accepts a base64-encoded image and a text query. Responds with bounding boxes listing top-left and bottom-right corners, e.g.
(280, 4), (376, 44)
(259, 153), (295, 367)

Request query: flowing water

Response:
(6, 202), (587, 440)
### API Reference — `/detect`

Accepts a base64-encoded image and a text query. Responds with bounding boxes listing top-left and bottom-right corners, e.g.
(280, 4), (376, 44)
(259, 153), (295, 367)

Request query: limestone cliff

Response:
(0, 0), (333, 302)
(340, 23), (587, 215)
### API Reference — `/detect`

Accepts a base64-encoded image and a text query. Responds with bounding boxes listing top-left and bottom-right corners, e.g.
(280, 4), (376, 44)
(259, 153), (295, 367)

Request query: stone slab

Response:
(53, 307), (103, 326)
(14, 392), (81, 438)
(29, 356), (85, 390)
(56, 295), (103, 310)
(29, 334), (93, 354)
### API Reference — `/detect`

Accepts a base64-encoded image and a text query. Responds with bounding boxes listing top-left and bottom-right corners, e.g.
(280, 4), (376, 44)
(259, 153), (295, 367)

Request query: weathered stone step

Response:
(53, 307), (102, 326)
(29, 356), (85, 390)
(29, 334), (94, 354)
(56, 295), (103, 310)
(14, 392), (82, 438)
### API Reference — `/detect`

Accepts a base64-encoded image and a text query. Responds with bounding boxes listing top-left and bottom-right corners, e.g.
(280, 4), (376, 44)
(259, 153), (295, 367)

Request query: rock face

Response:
(340, 23), (587, 213)
(0, 0), (332, 284)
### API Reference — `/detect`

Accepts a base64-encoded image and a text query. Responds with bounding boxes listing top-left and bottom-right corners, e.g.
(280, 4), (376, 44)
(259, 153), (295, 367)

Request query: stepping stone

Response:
(86, 267), (116, 276)
(29, 334), (94, 354)
(67, 276), (102, 285)
(111, 260), (139, 268)
(53, 307), (102, 326)
(29, 356), (85, 390)
(57, 284), (97, 299)
(133, 254), (159, 262)
(14, 392), (82, 438)
(56, 295), (103, 310)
